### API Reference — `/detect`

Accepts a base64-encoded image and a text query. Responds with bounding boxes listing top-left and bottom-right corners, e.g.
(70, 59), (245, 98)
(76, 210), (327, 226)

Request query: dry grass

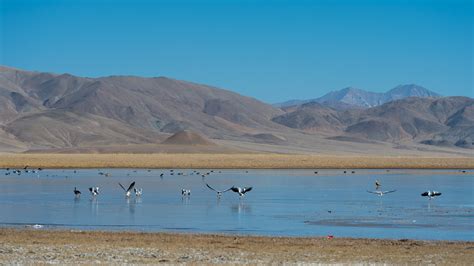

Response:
(0, 229), (472, 264)
(0, 153), (473, 169)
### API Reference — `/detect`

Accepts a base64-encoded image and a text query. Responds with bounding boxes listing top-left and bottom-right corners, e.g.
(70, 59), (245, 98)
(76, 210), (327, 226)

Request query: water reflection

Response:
(231, 202), (252, 214)
(89, 198), (99, 216)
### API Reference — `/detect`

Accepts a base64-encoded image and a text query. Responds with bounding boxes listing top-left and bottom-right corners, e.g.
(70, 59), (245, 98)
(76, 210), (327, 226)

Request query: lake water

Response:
(0, 168), (473, 241)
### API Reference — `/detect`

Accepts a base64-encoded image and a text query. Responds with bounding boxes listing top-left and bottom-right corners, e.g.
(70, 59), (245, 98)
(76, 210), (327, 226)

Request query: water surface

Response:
(0, 168), (472, 240)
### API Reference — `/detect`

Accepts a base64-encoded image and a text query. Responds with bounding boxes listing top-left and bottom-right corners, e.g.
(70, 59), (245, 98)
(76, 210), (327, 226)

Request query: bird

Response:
(230, 186), (253, 197)
(205, 182), (232, 198)
(375, 180), (381, 190)
(119, 181), (135, 198)
(89, 187), (99, 196)
(181, 189), (191, 197)
(367, 190), (396, 196)
(421, 190), (442, 199)
(73, 187), (81, 197)
(134, 188), (143, 197)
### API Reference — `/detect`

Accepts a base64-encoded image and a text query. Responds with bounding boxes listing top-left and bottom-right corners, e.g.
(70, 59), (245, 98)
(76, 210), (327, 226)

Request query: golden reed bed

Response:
(0, 153), (473, 169)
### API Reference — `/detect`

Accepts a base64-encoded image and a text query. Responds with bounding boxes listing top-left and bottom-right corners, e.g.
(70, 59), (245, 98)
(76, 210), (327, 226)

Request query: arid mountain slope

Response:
(0, 66), (283, 150)
(0, 66), (471, 154)
(273, 97), (474, 148)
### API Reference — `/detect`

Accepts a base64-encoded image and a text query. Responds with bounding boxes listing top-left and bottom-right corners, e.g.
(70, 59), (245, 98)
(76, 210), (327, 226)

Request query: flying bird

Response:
(73, 187), (81, 197)
(230, 186), (253, 197)
(89, 187), (99, 196)
(205, 183), (233, 198)
(421, 190), (442, 199)
(119, 181), (135, 198)
(367, 190), (396, 196)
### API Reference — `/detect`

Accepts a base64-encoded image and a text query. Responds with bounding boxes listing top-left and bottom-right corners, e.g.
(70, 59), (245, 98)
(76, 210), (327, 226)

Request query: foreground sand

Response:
(0, 153), (473, 169)
(0, 229), (472, 264)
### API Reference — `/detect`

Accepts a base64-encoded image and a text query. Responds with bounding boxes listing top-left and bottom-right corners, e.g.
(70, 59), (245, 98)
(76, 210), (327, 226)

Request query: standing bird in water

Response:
(134, 188), (143, 197)
(375, 180), (381, 190)
(89, 187), (99, 196)
(73, 187), (81, 198)
(181, 189), (191, 197)
(230, 186), (253, 197)
(421, 190), (442, 199)
(119, 181), (135, 198)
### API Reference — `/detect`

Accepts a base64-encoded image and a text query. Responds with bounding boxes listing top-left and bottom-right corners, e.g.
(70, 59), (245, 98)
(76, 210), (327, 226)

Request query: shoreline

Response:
(0, 228), (472, 264)
(0, 153), (473, 169)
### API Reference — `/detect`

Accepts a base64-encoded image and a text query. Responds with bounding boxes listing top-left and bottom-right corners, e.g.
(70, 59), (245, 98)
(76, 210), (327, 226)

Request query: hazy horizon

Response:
(1, 0), (472, 102)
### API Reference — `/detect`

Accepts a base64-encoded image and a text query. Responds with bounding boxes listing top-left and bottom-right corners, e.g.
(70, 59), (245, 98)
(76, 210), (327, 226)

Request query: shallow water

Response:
(0, 168), (473, 240)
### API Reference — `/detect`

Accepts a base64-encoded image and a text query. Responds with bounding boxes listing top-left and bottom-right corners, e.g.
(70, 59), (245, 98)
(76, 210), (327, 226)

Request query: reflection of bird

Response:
(421, 190), (442, 199)
(205, 183), (232, 198)
(119, 181), (135, 198)
(231, 186), (252, 197)
(89, 187), (99, 196)
(375, 180), (381, 190)
(181, 189), (191, 197)
(74, 187), (81, 197)
(134, 188), (143, 197)
(367, 190), (396, 196)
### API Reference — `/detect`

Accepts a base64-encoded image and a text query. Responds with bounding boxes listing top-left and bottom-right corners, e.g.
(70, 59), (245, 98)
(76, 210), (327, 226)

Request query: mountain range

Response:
(274, 84), (440, 109)
(0, 66), (472, 155)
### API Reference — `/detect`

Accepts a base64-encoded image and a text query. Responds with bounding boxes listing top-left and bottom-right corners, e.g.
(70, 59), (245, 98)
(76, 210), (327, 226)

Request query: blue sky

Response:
(1, 0), (472, 102)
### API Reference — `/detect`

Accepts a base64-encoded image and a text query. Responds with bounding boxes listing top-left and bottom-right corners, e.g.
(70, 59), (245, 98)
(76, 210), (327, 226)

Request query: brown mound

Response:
(243, 133), (287, 144)
(161, 130), (216, 146)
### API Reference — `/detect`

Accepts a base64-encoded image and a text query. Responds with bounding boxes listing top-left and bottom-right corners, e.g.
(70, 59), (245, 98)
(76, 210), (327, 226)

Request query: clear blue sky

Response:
(1, 0), (472, 102)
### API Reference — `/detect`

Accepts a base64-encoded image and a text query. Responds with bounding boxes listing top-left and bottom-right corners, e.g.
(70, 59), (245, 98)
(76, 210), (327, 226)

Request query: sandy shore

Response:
(0, 229), (472, 264)
(0, 153), (473, 169)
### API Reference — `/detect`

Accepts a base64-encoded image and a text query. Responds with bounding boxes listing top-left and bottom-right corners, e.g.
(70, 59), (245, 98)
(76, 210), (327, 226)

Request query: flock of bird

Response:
(367, 179), (442, 199)
(69, 169), (254, 200)
(3, 167), (445, 201)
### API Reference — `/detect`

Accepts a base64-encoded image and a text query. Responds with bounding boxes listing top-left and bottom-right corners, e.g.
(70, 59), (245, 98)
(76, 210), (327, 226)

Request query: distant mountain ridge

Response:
(272, 96), (474, 149)
(0, 65), (471, 155)
(275, 84), (440, 109)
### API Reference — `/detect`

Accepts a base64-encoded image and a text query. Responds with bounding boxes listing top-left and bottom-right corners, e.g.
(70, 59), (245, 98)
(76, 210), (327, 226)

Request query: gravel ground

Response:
(0, 229), (473, 264)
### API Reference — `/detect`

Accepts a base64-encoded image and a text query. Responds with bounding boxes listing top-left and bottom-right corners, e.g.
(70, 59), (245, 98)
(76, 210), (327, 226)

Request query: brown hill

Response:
(273, 96), (474, 148)
(161, 131), (215, 146)
(0, 65), (472, 154)
(272, 102), (345, 133)
(0, 66), (283, 151)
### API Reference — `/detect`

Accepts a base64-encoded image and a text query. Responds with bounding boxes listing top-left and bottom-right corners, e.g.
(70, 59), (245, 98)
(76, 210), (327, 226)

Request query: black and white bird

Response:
(181, 189), (191, 197)
(367, 190), (396, 196)
(119, 181), (135, 198)
(375, 180), (381, 190)
(134, 188), (143, 197)
(73, 187), (81, 197)
(421, 190), (442, 199)
(205, 183), (232, 198)
(230, 186), (253, 197)
(89, 187), (99, 196)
